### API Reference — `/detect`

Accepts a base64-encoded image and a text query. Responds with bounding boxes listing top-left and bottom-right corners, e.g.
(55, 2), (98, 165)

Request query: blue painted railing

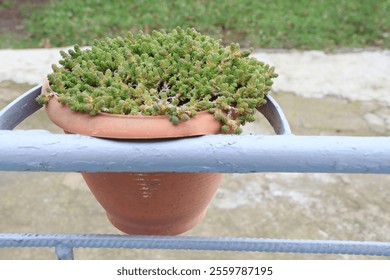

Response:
(1, 85), (390, 259)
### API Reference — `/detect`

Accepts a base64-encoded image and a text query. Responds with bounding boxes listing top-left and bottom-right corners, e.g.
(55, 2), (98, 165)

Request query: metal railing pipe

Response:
(0, 131), (389, 174)
(1, 233), (390, 257)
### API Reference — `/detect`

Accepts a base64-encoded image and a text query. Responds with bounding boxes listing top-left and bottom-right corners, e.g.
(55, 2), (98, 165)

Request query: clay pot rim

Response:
(50, 94), (214, 120)
(42, 81), (224, 139)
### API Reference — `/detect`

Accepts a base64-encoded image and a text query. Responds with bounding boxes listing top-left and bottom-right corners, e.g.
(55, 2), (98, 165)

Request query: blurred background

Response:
(1, 0), (390, 260)
(0, 0), (389, 49)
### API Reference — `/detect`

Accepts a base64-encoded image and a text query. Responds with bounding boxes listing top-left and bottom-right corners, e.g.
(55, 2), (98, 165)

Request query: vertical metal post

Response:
(55, 244), (74, 260)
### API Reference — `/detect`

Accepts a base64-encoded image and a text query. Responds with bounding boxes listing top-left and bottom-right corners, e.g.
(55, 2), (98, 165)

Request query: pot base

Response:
(106, 209), (207, 236)
(82, 172), (224, 235)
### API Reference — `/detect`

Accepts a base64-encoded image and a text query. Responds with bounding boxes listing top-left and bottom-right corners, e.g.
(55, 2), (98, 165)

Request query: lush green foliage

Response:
(2, 0), (389, 49)
(37, 28), (277, 134)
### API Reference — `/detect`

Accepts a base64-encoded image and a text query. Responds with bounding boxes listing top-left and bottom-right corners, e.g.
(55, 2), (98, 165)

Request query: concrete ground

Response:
(0, 49), (390, 259)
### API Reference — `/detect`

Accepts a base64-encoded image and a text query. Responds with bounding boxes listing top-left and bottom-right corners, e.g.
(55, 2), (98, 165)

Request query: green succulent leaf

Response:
(37, 27), (277, 134)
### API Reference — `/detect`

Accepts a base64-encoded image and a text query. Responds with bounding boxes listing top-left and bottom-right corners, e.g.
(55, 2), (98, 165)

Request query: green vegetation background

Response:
(1, 0), (389, 49)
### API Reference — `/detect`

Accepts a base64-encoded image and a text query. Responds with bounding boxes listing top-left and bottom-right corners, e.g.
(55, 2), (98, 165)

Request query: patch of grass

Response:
(4, 0), (390, 49)
(0, 0), (14, 11)
(0, 32), (40, 49)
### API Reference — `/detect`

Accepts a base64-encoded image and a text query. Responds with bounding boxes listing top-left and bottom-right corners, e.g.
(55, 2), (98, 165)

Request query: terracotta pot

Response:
(43, 82), (226, 235)
(81, 172), (223, 235)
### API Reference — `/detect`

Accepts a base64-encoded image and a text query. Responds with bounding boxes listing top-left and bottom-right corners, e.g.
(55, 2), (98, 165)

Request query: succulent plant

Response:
(37, 27), (277, 134)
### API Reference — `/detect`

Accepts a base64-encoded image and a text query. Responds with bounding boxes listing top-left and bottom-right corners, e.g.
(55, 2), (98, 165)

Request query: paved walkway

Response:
(1, 48), (390, 260)
(1, 48), (390, 103)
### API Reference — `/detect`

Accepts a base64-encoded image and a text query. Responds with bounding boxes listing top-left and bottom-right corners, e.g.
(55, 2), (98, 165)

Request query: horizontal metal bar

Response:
(0, 130), (390, 174)
(1, 233), (390, 257)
